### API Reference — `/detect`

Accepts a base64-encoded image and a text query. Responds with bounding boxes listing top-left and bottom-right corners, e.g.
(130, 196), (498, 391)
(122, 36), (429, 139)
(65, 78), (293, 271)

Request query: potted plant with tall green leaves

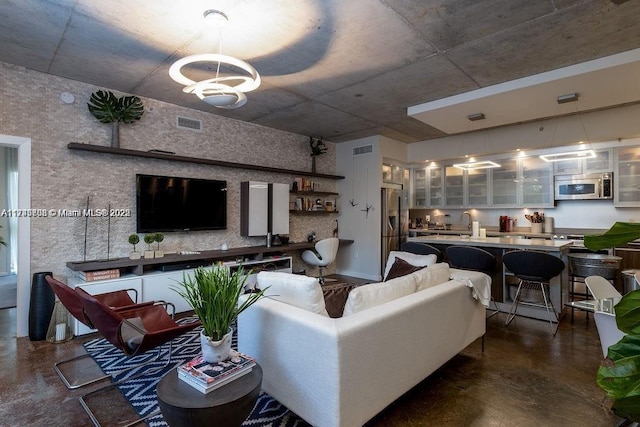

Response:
(585, 222), (640, 422)
(87, 90), (144, 148)
(171, 265), (267, 362)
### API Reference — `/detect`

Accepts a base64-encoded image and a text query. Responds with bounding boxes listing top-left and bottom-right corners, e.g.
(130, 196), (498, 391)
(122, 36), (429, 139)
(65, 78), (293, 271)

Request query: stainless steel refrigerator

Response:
(381, 187), (408, 276)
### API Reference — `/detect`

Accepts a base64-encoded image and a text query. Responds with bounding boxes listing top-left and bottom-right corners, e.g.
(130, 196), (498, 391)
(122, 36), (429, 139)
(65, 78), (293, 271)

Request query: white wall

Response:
(336, 137), (382, 280)
(407, 103), (640, 163)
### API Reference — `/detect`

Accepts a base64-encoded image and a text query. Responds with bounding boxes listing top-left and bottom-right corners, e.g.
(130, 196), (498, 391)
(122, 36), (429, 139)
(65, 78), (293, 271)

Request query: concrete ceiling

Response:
(1, 0), (640, 143)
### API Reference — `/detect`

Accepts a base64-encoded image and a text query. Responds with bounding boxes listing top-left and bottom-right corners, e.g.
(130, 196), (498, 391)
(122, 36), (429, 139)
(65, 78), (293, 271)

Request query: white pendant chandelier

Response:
(169, 9), (260, 109)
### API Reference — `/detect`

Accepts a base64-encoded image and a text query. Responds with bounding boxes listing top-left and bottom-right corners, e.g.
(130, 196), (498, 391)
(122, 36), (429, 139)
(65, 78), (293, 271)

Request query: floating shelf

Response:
(290, 190), (339, 196)
(68, 143), (345, 180)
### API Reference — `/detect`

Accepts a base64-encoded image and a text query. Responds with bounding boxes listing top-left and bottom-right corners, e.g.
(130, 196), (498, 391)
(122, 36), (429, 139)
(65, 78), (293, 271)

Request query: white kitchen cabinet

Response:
(466, 168), (489, 207)
(521, 156), (554, 207)
(615, 146), (640, 206)
(491, 159), (519, 207)
(429, 167), (444, 207)
(444, 166), (464, 207)
(553, 149), (613, 175)
(411, 168), (428, 207)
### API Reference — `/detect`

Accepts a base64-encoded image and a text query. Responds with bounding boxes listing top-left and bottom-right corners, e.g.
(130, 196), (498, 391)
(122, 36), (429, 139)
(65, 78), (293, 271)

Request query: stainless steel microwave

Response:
(554, 173), (613, 200)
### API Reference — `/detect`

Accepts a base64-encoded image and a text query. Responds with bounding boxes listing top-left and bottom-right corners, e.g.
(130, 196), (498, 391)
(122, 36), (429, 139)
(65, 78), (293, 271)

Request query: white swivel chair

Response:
(594, 311), (626, 357)
(586, 276), (625, 357)
(585, 275), (622, 300)
(302, 237), (339, 284)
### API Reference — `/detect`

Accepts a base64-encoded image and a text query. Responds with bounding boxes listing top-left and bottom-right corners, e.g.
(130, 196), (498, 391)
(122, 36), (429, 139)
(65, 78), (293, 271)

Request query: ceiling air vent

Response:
(353, 145), (373, 156)
(176, 116), (202, 131)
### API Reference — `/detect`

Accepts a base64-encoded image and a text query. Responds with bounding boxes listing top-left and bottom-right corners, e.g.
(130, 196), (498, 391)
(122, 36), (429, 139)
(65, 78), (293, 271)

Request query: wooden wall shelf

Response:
(67, 143), (345, 180)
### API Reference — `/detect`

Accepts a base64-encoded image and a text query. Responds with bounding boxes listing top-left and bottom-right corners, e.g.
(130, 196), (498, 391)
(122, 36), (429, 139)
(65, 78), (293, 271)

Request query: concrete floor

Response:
(0, 306), (622, 427)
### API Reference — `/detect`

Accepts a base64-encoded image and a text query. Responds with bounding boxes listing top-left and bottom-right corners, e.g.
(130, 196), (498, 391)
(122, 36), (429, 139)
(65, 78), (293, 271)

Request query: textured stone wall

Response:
(0, 62), (338, 280)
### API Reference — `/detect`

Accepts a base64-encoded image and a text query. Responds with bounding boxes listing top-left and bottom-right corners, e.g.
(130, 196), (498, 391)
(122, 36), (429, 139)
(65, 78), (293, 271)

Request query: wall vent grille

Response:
(353, 145), (373, 155)
(176, 116), (202, 131)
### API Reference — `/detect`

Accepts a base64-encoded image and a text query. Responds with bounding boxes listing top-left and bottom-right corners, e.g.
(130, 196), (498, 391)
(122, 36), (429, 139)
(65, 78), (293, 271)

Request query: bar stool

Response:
(503, 250), (566, 335)
(445, 246), (499, 317)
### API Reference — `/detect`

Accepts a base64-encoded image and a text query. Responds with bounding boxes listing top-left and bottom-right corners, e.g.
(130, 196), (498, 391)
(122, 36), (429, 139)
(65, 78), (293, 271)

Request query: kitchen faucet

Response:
(461, 211), (472, 231)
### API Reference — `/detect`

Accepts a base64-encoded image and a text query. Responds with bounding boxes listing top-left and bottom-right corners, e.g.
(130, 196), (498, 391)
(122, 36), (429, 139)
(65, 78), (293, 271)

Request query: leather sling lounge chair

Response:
(45, 274), (168, 389)
(75, 286), (201, 427)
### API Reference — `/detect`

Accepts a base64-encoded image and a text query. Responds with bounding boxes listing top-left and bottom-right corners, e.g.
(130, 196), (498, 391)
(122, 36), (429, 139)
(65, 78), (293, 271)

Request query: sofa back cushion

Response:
(257, 272), (329, 317)
(343, 273), (417, 316)
(383, 251), (437, 281)
(414, 262), (451, 292)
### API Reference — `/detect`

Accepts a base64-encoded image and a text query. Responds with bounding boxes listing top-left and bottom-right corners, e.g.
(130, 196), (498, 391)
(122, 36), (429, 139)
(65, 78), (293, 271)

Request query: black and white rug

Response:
(83, 320), (310, 427)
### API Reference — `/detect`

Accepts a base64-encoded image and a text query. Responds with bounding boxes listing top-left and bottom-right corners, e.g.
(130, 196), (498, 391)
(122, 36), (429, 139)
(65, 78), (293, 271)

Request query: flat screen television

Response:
(136, 174), (227, 232)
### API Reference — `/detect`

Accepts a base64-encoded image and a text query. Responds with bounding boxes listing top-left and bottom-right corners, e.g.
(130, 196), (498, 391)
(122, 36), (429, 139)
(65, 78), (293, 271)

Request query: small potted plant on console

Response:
(128, 234), (141, 260)
(143, 234), (156, 259)
(172, 265), (267, 363)
(154, 232), (164, 258)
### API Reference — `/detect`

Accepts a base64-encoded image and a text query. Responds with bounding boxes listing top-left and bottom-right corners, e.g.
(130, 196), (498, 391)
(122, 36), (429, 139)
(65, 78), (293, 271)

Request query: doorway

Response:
(0, 134), (31, 338)
(0, 147), (19, 310)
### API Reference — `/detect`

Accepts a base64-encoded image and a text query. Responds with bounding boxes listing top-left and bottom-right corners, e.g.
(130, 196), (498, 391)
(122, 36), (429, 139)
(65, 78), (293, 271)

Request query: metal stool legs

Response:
(505, 279), (559, 335)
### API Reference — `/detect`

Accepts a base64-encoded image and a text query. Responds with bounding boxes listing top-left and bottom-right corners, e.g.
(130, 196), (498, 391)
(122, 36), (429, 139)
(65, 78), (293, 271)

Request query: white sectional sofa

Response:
(238, 261), (488, 427)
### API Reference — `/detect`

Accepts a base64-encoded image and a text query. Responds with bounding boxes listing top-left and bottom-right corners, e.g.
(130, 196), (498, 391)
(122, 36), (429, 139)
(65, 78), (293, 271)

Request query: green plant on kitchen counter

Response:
(585, 222), (640, 423)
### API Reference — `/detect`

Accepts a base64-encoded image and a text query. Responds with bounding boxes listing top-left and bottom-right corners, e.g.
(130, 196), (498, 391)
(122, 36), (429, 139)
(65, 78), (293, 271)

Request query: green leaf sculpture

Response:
(87, 90), (144, 124)
(87, 90), (144, 148)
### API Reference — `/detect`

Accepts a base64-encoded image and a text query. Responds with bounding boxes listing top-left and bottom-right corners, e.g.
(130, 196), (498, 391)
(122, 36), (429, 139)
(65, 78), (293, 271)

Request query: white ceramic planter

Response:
(200, 328), (233, 363)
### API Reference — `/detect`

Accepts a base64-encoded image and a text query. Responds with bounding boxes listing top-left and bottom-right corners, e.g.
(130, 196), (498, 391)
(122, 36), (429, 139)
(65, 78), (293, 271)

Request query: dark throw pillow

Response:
(384, 257), (422, 281)
(322, 282), (357, 318)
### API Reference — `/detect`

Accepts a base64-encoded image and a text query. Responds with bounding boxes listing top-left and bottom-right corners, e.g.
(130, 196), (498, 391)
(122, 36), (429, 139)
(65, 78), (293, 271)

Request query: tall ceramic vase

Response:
(201, 328), (233, 363)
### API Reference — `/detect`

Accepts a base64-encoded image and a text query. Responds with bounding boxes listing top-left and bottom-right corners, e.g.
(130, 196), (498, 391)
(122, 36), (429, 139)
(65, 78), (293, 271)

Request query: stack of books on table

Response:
(177, 351), (256, 394)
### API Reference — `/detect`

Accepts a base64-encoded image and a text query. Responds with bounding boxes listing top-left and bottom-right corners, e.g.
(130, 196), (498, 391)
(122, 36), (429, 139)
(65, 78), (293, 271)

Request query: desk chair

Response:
(445, 246), (499, 317)
(503, 250), (565, 335)
(400, 242), (442, 262)
(302, 237), (339, 284)
(75, 287), (201, 426)
(45, 275), (159, 389)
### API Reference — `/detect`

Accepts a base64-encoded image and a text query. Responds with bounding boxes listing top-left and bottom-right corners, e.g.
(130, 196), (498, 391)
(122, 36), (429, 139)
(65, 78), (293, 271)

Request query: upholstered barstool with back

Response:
(301, 237), (339, 284)
(445, 245), (499, 317)
(400, 242), (442, 262)
(503, 250), (566, 335)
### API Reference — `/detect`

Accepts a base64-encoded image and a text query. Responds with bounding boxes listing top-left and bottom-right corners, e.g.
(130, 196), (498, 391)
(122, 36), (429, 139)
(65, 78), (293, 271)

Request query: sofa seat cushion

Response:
(383, 251), (437, 281)
(343, 273), (417, 316)
(257, 271), (329, 317)
(322, 282), (358, 318)
(414, 262), (451, 292)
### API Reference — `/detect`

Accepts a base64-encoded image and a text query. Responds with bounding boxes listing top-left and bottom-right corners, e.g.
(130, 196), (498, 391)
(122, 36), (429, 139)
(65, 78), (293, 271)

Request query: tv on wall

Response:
(136, 174), (227, 232)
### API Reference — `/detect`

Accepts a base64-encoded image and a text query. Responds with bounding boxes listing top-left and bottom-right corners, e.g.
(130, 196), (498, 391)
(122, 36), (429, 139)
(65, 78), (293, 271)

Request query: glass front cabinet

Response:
(411, 155), (553, 209)
(615, 146), (640, 207)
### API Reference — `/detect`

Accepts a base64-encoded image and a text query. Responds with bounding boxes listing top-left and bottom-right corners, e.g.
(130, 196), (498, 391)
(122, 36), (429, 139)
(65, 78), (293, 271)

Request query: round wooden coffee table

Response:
(156, 363), (262, 427)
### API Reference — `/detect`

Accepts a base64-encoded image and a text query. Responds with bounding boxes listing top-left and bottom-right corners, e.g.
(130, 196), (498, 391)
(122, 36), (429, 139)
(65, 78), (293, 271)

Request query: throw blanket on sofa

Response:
(450, 268), (492, 307)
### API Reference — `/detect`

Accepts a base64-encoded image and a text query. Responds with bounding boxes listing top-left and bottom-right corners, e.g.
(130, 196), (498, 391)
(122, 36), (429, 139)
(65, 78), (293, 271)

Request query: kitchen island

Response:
(407, 235), (574, 323)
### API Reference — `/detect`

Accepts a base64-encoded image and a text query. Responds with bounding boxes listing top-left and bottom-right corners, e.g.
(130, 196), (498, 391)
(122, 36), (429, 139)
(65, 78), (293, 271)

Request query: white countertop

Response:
(407, 235), (574, 251)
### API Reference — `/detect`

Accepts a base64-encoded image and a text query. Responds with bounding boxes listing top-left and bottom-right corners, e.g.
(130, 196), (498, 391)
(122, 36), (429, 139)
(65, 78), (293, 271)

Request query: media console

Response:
(66, 240), (353, 335)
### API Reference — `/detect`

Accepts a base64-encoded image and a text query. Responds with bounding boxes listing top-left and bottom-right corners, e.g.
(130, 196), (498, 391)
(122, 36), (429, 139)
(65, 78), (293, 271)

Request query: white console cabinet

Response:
(68, 255), (293, 335)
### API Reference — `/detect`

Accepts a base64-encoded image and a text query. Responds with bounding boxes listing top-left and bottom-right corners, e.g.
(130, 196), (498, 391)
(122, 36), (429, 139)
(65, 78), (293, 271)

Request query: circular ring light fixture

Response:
(168, 10), (260, 109)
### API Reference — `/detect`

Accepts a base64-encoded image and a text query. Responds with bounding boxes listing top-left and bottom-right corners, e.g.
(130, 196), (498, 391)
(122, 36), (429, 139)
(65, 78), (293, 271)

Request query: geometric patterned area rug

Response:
(83, 319), (311, 427)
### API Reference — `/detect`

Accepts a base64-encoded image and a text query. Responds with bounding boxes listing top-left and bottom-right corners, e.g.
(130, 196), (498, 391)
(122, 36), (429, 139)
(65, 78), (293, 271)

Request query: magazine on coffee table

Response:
(177, 350), (256, 392)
